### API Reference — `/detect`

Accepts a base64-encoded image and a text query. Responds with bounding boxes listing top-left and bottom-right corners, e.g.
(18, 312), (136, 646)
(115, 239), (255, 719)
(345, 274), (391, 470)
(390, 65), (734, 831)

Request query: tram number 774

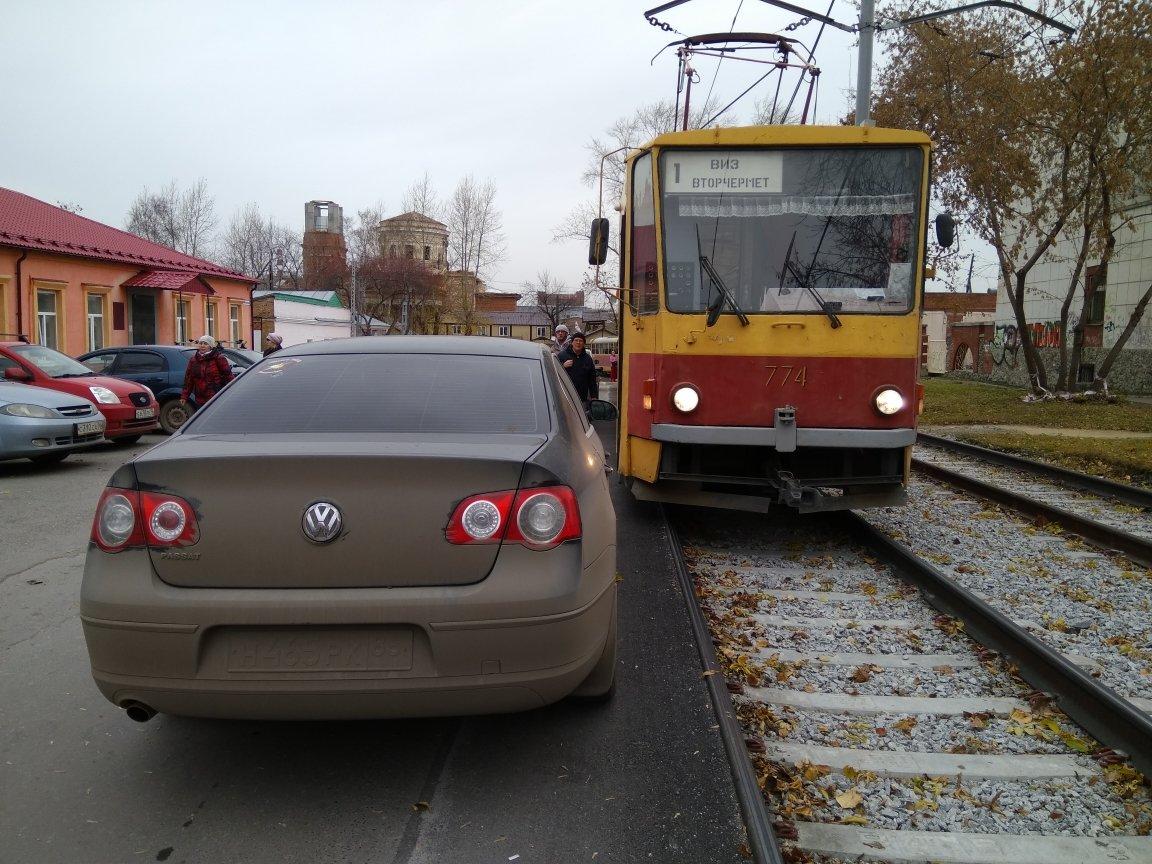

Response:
(765, 365), (807, 388)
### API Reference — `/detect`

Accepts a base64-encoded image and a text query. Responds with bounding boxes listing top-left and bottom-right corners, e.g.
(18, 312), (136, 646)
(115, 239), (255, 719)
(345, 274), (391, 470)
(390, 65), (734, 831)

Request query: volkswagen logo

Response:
(302, 502), (343, 544)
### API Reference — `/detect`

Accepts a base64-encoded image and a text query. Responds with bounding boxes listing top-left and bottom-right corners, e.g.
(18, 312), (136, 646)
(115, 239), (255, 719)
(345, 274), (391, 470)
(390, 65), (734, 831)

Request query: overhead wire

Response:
(782, 0), (835, 121)
(702, 0), (747, 117)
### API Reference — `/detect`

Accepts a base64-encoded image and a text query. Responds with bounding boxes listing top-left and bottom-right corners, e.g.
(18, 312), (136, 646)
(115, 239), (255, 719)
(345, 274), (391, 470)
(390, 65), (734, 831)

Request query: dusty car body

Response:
(0, 381), (105, 463)
(80, 337), (617, 721)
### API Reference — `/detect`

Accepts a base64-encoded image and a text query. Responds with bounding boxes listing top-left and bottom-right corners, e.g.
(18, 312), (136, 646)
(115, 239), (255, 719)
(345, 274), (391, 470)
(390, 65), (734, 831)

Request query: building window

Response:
(536, 326), (549, 338)
(175, 298), (190, 344)
(206, 302), (218, 339)
(37, 289), (61, 349)
(405, 244), (415, 259)
(499, 325), (510, 337)
(423, 245), (431, 261)
(449, 324), (463, 334)
(86, 293), (106, 351)
(230, 303), (242, 345)
(314, 204), (329, 232)
(390, 244), (397, 257)
(1077, 363), (1096, 384)
(1085, 265), (1106, 325)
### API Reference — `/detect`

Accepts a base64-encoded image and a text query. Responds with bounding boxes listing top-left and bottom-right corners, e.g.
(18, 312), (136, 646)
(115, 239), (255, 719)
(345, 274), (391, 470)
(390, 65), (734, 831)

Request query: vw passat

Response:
(80, 337), (618, 721)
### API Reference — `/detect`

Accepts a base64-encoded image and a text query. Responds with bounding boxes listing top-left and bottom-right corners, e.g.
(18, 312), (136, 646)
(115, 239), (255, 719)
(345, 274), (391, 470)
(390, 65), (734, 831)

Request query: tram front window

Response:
(659, 147), (924, 316)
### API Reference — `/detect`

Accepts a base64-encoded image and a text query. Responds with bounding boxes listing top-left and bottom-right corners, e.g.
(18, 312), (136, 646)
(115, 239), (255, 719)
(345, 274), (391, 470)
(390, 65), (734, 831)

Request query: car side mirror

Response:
(588, 218), (610, 266)
(588, 399), (618, 421)
(3, 366), (32, 382)
(935, 212), (956, 248)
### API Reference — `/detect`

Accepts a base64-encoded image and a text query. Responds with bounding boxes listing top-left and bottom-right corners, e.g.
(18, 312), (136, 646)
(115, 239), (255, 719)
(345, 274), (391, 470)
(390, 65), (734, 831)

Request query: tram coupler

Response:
(774, 470), (819, 509)
(774, 406), (797, 452)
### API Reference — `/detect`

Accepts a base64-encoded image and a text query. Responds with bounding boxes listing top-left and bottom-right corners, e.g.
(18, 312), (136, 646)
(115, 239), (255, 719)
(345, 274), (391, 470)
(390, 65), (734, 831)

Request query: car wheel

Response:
(570, 594), (617, 701)
(115, 435), (143, 445)
(30, 452), (68, 465)
(159, 399), (192, 434)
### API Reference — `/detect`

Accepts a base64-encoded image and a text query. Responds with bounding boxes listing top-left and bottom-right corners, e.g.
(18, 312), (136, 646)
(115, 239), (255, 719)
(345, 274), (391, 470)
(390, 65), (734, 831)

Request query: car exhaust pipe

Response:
(122, 701), (157, 723)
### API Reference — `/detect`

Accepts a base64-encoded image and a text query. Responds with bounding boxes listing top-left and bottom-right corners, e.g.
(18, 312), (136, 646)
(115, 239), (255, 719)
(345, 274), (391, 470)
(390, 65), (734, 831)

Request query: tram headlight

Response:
(671, 385), (700, 413)
(874, 388), (905, 415)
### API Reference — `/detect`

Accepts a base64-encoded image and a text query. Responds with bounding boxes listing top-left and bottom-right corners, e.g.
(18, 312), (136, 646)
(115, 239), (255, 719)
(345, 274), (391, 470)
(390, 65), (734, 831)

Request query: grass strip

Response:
(922, 379), (1152, 432)
(951, 430), (1152, 489)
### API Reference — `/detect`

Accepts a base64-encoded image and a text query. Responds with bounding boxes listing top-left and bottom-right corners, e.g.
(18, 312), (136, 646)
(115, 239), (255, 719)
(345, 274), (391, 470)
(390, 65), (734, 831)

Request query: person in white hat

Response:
(263, 332), (284, 357)
(550, 323), (570, 355)
(180, 335), (234, 411)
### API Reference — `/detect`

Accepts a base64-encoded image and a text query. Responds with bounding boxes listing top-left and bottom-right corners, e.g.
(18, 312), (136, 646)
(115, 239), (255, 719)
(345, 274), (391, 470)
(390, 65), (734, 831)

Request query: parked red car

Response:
(0, 342), (160, 442)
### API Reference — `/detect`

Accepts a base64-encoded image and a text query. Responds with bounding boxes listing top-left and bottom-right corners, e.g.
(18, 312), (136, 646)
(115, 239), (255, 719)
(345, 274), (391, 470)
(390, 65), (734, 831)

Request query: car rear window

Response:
(186, 353), (550, 434)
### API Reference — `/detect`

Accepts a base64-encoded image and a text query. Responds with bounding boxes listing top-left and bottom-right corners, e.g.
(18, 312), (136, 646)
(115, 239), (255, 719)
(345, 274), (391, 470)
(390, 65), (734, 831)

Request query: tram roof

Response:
(640, 125), (931, 150)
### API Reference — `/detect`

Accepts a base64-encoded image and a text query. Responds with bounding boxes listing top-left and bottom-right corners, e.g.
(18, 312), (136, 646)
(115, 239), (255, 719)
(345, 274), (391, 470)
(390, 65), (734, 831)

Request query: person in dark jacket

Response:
(263, 332), (284, 357)
(557, 331), (598, 404)
(180, 335), (234, 411)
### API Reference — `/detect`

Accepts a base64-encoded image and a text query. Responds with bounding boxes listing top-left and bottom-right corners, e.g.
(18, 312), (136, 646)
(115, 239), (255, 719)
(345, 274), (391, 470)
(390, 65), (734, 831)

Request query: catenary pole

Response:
(855, 0), (875, 125)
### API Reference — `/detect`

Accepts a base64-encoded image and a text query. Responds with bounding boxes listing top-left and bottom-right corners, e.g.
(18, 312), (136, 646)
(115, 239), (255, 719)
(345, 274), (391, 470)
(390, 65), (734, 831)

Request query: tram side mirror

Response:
(588, 399), (618, 422)
(588, 218), (610, 266)
(935, 212), (956, 248)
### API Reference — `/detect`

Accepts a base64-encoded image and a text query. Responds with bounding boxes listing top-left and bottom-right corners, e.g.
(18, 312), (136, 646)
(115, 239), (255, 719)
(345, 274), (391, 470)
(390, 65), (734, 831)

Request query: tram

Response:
(590, 124), (953, 512)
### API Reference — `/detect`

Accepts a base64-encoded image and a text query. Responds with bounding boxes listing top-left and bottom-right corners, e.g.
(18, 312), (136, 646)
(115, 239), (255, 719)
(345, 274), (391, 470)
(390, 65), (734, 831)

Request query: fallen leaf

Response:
(838, 814), (869, 825)
(835, 789), (863, 809)
(851, 665), (874, 683)
(412, 801), (430, 812)
(892, 717), (918, 733)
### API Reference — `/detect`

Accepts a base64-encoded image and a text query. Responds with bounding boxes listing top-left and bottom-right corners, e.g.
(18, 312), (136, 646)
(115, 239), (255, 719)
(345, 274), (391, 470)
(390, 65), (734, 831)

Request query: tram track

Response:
(912, 435), (1152, 568)
(666, 505), (1152, 864)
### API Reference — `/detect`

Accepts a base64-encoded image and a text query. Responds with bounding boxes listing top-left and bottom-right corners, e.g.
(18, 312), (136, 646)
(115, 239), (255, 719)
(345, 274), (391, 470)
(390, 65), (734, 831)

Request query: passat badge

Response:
(302, 502), (342, 544)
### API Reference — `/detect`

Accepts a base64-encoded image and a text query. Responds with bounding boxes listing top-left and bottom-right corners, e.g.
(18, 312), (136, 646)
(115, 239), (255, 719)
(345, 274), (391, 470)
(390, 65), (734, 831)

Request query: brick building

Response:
(302, 201), (346, 292)
(0, 188), (254, 354)
(921, 291), (997, 374)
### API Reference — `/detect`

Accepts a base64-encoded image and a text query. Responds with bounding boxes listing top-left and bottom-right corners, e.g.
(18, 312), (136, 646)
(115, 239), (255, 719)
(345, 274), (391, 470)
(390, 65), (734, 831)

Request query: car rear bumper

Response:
(80, 545), (617, 720)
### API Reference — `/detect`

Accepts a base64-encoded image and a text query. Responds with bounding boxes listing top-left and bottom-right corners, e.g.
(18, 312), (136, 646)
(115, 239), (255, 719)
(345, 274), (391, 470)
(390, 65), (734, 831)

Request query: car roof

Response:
(77, 344), (189, 357)
(277, 336), (552, 360)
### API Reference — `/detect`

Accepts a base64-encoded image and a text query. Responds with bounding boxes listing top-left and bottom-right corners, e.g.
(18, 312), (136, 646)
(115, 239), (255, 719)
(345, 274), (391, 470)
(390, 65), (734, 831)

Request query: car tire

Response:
(30, 452), (68, 465)
(159, 399), (192, 435)
(570, 593), (617, 701)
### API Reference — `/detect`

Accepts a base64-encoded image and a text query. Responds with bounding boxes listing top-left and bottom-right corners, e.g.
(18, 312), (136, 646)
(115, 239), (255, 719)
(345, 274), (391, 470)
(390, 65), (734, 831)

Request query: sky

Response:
(1, 0), (997, 294)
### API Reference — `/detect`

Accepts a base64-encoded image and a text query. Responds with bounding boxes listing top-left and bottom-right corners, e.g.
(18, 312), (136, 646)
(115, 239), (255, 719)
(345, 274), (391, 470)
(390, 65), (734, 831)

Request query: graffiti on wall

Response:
(990, 321), (1064, 367)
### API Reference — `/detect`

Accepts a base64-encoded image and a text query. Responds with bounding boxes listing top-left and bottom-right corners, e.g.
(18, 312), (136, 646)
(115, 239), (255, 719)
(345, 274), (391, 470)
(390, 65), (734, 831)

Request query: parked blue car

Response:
(77, 345), (262, 434)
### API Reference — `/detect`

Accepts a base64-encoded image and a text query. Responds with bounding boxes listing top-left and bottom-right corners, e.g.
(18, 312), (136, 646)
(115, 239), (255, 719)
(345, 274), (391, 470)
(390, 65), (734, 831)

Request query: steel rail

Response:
(911, 456), (1152, 569)
(917, 432), (1152, 510)
(842, 511), (1152, 778)
(663, 506), (785, 864)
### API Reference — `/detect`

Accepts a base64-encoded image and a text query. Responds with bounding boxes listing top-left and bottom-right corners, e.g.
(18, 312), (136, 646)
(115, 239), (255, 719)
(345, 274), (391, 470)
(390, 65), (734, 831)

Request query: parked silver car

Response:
(0, 381), (106, 464)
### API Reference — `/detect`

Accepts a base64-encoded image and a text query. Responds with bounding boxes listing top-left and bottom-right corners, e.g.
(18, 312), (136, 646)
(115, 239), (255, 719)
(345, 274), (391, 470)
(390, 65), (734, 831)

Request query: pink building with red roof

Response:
(0, 187), (255, 355)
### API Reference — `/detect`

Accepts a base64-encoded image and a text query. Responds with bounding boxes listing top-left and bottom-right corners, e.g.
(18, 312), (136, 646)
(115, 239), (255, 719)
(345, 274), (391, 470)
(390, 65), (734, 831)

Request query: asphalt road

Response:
(0, 432), (746, 863)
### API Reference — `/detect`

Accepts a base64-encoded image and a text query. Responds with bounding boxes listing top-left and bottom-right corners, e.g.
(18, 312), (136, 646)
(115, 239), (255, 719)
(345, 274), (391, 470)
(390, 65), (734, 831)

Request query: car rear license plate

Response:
(135, 408), (155, 419)
(227, 630), (413, 672)
(76, 420), (105, 436)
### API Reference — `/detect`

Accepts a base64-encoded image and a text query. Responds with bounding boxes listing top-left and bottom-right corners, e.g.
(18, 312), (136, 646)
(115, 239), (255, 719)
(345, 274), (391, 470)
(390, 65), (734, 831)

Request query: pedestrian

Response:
(557, 331), (598, 405)
(263, 332), (284, 357)
(550, 323), (570, 355)
(180, 335), (234, 412)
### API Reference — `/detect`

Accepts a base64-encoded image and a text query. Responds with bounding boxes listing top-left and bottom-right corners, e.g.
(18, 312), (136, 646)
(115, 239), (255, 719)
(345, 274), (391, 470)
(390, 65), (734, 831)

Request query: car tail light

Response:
(92, 487), (200, 552)
(445, 486), (581, 551)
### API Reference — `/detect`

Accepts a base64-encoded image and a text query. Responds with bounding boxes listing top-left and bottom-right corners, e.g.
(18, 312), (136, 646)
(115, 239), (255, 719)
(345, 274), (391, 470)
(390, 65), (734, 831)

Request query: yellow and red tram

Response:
(595, 125), (947, 512)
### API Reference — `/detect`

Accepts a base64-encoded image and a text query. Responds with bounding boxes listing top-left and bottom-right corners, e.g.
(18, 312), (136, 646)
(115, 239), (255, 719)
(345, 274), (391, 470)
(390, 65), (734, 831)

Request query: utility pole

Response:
(856, 0), (876, 125)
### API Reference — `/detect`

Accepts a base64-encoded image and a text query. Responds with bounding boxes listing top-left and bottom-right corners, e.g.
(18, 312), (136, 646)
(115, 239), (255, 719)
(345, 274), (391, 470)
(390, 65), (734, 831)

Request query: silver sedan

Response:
(0, 382), (106, 464)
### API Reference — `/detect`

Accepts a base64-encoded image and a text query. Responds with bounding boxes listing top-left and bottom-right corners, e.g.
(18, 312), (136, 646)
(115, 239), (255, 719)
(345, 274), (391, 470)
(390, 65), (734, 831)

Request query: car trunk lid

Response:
(134, 434), (545, 588)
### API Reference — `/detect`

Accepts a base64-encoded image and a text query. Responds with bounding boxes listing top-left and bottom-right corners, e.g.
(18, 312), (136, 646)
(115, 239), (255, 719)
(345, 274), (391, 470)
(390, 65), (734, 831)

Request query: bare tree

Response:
(357, 255), (442, 335)
(218, 204), (301, 290)
(125, 179), (217, 258)
(401, 172), (441, 221)
(521, 271), (579, 332)
(445, 175), (506, 281)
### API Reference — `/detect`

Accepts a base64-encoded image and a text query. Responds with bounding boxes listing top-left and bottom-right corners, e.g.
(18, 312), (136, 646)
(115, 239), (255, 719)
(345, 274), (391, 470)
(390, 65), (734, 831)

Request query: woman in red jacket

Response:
(180, 335), (234, 411)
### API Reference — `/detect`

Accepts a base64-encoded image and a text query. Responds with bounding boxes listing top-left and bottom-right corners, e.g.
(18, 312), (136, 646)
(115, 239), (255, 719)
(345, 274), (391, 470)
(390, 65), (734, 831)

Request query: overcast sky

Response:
(1, 0), (997, 293)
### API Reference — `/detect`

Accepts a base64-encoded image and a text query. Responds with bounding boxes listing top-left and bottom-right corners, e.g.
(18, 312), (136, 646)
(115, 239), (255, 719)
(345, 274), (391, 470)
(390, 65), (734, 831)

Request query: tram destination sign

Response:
(662, 151), (783, 195)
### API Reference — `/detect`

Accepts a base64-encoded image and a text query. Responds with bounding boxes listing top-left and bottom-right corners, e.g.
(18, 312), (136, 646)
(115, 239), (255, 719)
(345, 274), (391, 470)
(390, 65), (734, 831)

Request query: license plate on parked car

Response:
(226, 630), (414, 673)
(135, 408), (155, 419)
(76, 420), (105, 436)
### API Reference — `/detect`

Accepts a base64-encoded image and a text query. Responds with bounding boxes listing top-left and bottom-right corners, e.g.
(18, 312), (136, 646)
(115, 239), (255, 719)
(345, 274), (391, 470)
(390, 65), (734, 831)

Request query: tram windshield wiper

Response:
(696, 227), (749, 328)
(780, 230), (842, 330)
